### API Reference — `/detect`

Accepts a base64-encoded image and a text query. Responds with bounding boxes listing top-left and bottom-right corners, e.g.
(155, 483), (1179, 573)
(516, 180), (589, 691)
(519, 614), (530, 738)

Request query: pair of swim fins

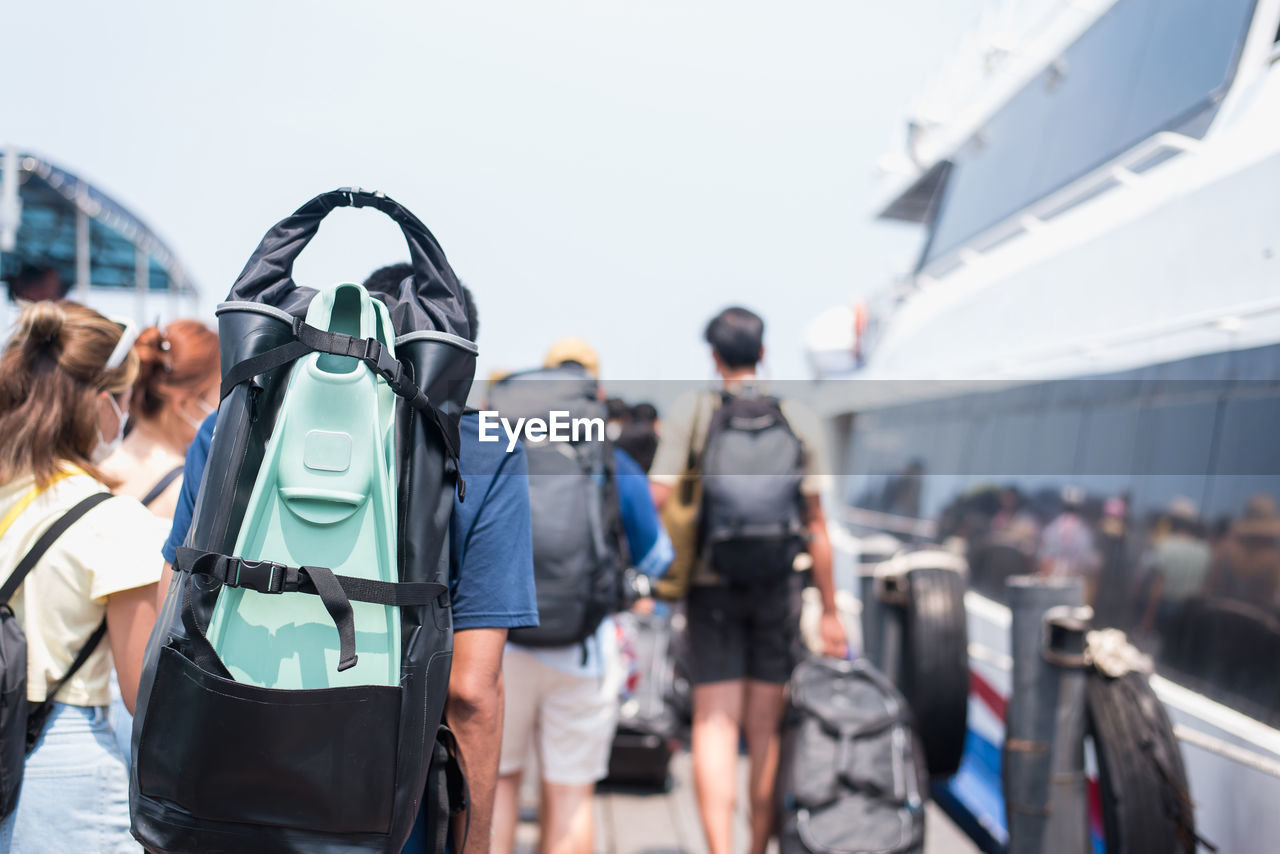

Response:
(206, 282), (401, 689)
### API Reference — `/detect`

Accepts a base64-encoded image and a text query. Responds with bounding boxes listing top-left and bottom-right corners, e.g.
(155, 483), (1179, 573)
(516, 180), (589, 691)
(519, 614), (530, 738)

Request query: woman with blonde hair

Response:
(0, 301), (167, 852)
(102, 319), (219, 519)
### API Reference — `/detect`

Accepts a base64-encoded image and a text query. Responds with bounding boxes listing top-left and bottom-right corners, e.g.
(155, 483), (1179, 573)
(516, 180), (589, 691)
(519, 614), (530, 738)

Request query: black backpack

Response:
(777, 656), (927, 854)
(700, 392), (806, 586)
(129, 190), (476, 854)
(488, 366), (627, 648)
(1, 492), (113, 819)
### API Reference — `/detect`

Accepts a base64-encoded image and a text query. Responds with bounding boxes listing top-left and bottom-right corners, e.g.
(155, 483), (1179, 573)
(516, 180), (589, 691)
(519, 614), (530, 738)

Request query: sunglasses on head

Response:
(105, 316), (140, 370)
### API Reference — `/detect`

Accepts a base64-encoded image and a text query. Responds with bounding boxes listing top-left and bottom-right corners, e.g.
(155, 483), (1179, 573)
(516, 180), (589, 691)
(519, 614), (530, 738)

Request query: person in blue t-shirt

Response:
(491, 339), (673, 854)
(161, 268), (538, 854)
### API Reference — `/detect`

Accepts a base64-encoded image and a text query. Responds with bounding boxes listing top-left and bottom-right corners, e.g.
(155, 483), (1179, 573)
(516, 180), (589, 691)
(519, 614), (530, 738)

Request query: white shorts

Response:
(499, 645), (619, 785)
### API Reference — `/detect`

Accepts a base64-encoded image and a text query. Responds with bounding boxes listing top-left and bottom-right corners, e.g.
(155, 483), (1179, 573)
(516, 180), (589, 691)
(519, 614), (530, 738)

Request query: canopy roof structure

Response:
(0, 149), (197, 303)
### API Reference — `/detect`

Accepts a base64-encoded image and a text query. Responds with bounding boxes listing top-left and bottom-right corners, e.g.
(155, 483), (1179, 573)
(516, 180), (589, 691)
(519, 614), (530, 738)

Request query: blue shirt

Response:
(510, 447), (673, 678)
(163, 412), (539, 632)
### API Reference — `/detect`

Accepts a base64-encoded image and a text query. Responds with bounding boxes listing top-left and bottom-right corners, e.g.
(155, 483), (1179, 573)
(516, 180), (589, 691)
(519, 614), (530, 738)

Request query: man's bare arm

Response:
(805, 494), (847, 658)
(650, 481), (673, 510)
(447, 627), (508, 854)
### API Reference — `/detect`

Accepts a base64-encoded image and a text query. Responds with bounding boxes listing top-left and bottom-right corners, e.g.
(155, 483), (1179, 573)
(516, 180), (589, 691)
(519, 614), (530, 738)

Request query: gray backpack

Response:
(700, 392), (806, 586)
(489, 367), (626, 647)
(777, 657), (927, 854)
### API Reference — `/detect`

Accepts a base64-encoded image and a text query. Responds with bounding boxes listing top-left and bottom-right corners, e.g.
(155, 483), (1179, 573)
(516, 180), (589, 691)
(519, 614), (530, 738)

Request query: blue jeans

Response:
(0, 703), (136, 853)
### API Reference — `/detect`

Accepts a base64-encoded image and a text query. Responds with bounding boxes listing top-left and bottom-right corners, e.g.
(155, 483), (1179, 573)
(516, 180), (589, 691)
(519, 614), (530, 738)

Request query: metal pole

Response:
(75, 182), (90, 302)
(1, 147), (20, 325)
(859, 568), (882, 664)
(1, 145), (20, 253)
(1043, 605), (1092, 854)
(1004, 575), (1083, 854)
(135, 244), (148, 325)
(876, 569), (909, 688)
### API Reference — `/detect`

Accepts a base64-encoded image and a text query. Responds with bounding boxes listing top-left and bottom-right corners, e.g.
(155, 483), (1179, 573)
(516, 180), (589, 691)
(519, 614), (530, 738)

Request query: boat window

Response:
(839, 353), (1280, 725)
(1127, 399), (1220, 521)
(922, 0), (1257, 268)
(1076, 403), (1141, 498)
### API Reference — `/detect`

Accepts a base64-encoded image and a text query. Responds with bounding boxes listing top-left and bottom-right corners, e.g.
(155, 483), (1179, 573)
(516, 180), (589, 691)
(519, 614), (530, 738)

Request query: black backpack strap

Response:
(218, 316), (464, 499)
(426, 726), (471, 854)
(26, 619), (107, 751)
(175, 546), (448, 673)
(140, 465), (185, 508)
(2, 493), (114, 603)
(1, 492), (114, 751)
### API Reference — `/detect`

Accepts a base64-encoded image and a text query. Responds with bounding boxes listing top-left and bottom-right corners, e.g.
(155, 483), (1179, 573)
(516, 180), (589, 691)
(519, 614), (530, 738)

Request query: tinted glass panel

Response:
(839, 350), (1280, 725)
(923, 0), (1256, 265)
(1025, 0), (1153, 207)
(1128, 400), (1219, 520)
(1077, 404), (1140, 497)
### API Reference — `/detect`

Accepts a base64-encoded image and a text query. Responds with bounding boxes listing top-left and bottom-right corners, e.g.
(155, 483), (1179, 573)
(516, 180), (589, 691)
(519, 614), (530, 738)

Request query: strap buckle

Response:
(226, 557), (287, 594)
(373, 345), (404, 386)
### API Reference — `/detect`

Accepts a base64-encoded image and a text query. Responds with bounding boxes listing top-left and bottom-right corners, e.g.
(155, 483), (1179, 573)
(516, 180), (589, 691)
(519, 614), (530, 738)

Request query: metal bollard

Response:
(1042, 605), (1093, 854)
(859, 568), (882, 665)
(875, 568), (910, 689)
(1004, 576), (1084, 854)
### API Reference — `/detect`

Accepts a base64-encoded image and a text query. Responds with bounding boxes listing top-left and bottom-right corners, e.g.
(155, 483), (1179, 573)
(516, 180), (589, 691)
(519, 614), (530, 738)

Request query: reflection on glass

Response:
(842, 356), (1280, 725)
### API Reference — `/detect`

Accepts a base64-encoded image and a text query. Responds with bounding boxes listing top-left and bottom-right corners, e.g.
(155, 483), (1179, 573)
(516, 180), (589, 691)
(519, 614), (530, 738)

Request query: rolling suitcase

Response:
(605, 611), (677, 787)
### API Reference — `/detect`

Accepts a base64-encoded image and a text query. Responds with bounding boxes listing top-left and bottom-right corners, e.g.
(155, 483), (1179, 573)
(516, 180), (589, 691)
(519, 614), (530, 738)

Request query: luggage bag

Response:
(605, 611), (678, 787)
(777, 656), (927, 854)
(129, 189), (477, 854)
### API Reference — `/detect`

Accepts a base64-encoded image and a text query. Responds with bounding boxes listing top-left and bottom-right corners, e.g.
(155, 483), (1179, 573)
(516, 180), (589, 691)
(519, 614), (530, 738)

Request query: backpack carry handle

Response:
(228, 188), (471, 339)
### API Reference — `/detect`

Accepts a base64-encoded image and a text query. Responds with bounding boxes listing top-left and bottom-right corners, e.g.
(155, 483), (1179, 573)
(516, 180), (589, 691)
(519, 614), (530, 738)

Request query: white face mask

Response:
(180, 398), (217, 432)
(91, 393), (127, 464)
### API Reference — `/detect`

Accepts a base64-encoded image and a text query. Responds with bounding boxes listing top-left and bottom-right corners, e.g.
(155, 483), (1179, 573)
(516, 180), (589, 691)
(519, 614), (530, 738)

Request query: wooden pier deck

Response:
(515, 751), (979, 854)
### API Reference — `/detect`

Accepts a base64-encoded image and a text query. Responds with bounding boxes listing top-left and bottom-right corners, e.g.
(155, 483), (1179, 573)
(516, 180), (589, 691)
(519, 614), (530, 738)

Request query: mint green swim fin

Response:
(206, 282), (401, 689)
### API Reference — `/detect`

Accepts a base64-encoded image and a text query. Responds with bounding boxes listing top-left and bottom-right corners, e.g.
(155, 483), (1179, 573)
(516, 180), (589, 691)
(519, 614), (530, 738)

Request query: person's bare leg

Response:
(743, 680), (788, 854)
(538, 780), (595, 854)
(691, 680), (746, 854)
(491, 770), (524, 854)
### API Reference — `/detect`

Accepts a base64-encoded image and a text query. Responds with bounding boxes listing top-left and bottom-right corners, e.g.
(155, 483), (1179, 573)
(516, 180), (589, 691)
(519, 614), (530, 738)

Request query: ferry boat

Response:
(0, 146), (199, 329)
(807, 1), (1280, 851)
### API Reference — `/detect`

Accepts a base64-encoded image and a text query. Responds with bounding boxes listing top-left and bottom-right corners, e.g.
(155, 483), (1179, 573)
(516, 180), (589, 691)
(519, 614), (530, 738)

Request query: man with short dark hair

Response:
(650, 306), (846, 854)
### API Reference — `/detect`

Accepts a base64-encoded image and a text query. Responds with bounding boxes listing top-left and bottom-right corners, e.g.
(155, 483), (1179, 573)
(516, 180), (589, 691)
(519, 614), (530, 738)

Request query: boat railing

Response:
(923, 130), (1204, 282)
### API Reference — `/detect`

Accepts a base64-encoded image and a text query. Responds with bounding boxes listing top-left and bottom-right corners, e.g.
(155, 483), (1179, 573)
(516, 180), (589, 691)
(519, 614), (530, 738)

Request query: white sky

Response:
(5, 0), (985, 382)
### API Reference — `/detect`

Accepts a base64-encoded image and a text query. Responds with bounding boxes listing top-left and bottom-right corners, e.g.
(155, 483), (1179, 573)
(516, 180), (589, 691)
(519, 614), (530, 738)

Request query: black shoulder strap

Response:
(175, 546), (448, 674)
(3, 493), (114, 750)
(686, 391), (718, 473)
(2, 493), (114, 604)
(219, 316), (464, 498)
(25, 617), (108, 752)
(140, 466), (185, 508)
(35, 619), (108, 710)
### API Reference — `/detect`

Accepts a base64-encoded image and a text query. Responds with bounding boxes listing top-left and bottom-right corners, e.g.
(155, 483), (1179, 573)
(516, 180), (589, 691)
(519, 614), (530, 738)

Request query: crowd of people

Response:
(0, 282), (845, 854)
(956, 480), (1280, 718)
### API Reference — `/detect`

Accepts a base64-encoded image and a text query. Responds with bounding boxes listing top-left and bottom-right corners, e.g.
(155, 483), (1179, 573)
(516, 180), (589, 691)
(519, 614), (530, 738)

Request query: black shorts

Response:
(686, 577), (799, 685)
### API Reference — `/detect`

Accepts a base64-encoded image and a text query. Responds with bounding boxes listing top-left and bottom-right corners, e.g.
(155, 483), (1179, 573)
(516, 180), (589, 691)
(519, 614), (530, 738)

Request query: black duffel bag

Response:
(777, 656), (927, 854)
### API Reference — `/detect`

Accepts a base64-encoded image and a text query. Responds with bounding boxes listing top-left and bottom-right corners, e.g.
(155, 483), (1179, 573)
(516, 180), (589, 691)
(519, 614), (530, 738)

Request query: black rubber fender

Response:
(902, 567), (969, 778)
(1086, 670), (1198, 854)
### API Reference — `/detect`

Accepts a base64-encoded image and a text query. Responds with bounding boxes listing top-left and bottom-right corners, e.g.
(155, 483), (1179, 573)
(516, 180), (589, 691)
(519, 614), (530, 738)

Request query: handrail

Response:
(838, 505), (938, 540)
(924, 130), (1203, 277)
